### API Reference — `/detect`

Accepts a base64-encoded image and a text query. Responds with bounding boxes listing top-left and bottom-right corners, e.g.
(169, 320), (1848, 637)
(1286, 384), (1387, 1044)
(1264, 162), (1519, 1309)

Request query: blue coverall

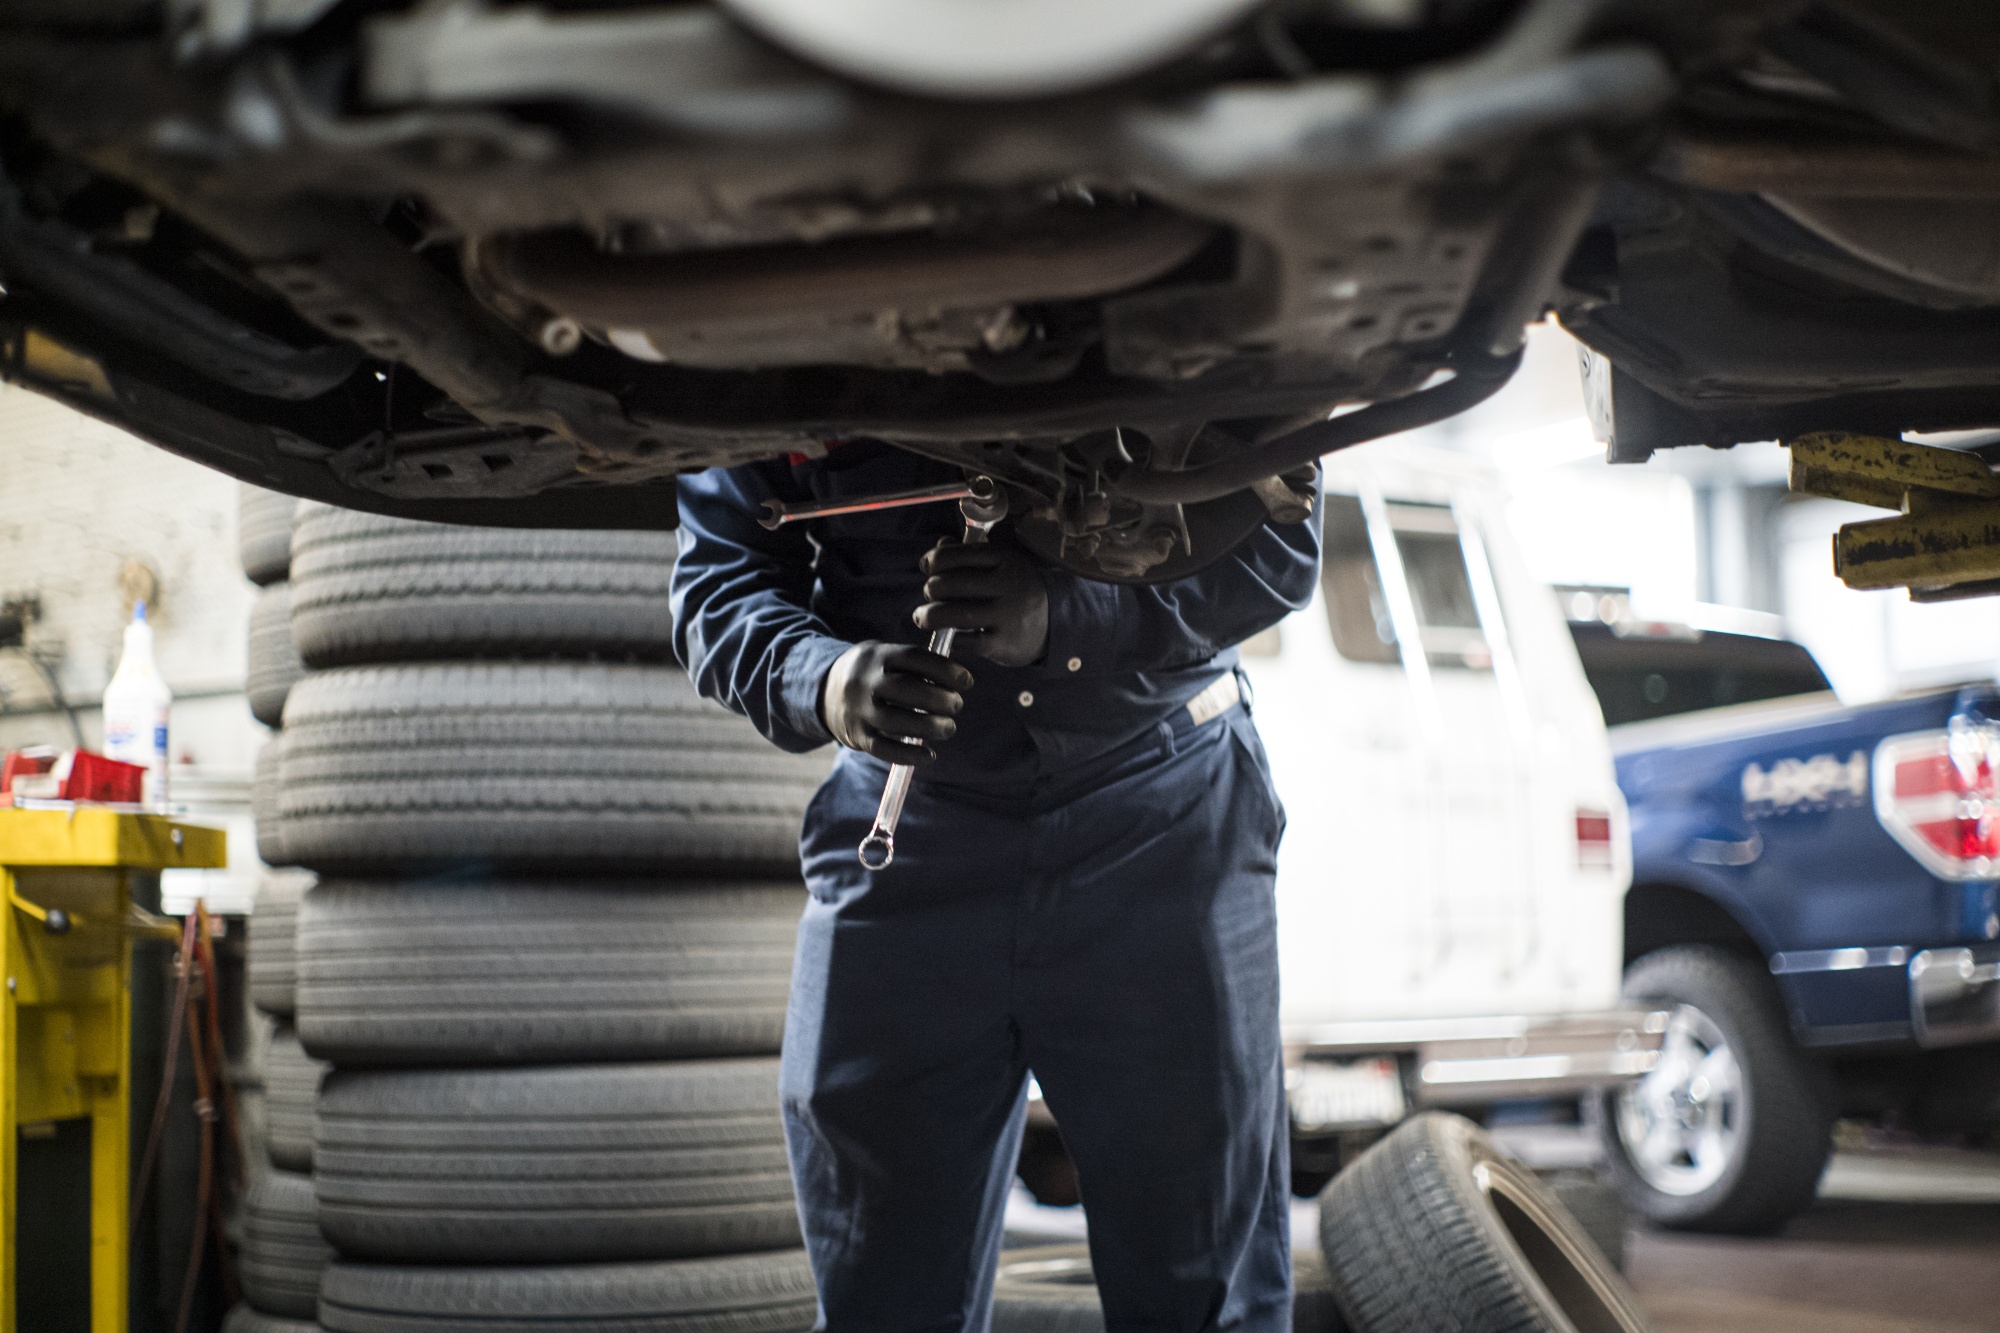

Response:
(671, 442), (1321, 1333)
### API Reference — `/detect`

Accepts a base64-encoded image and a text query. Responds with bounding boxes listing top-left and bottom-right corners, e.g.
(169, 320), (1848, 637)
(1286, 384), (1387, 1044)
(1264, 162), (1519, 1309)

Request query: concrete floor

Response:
(1003, 1139), (2000, 1330)
(1629, 1146), (2000, 1333)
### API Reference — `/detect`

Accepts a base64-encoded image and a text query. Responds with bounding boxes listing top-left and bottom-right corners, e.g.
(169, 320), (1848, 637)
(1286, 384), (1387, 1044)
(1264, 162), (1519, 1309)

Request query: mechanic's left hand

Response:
(914, 539), (1050, 668)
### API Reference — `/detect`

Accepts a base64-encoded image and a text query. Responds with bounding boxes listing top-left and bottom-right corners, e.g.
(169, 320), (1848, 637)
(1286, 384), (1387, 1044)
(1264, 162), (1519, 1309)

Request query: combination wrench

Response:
(757, 474), (1009, 870)
(856, 476), (1008, 869)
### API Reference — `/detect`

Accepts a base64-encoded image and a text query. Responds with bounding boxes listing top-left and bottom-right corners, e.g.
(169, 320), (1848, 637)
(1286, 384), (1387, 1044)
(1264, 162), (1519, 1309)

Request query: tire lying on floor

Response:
(1318, 1112), (1653, 1333)
(313, 1058), (799, 1264)
(264, 1023), (329, 1174)
(1539, 1168), (1630, 1273)
(991, 1243), (1344, 1332)
(288, 503), (678, 667)
(1596, 945), (1835, 1236)
(238, 1168), (334, 1319)
(296, 879), (799, 1065)
(247, 582), (306, 729)
(318, 1250), (818, 1333)
(277, 662), (828, 873)
(238, 486), (296, 587)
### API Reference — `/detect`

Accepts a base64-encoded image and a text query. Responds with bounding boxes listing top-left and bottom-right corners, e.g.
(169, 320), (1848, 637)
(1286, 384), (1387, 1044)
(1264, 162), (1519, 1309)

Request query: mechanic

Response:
(671, 441), (1320, 1331)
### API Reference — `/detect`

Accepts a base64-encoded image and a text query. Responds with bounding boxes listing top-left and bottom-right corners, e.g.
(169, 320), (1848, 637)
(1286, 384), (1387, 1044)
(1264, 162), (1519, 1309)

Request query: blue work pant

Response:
(783, 705), (1292, 1333)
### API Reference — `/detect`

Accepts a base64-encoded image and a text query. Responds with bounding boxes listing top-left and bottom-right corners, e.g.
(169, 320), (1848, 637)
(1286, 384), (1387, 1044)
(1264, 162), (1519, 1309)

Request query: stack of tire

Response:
(233, 485), (336, 1333)
(269, 502), (827, 1332)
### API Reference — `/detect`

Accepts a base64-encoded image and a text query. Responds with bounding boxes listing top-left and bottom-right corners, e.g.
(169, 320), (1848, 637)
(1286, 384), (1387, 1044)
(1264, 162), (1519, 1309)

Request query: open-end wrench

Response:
(857, 476), (1009, 870)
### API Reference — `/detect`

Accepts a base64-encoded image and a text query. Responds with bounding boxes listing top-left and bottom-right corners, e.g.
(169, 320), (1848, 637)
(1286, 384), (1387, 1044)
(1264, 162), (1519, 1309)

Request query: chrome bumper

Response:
(1284, 1010), (1666, 1127)
(1911, 948), (2000, 1047)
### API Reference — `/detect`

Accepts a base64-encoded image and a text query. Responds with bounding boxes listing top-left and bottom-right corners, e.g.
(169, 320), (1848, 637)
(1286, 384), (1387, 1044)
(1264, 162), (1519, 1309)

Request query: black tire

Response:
(313, 1058), (799, 1264)
(990, 1244), (1343, 1332)
(240, 1169), (335, 1319)
(277, 663), (828, 873)
(248, 583), (306, 729)
(1318, 1112), (1652, 1333)
(289, 503), (678, 668)
(240, 486), (297, 586)
(318, 1251), (817, 1333)
(249, 873), (313, 1019)
(255, 737), (292, 868)
(266, 1024), (328, 1174)
(1597, 945), (1834, 1235)
(225, 1304), (319, 1333)
(295, 879), (799, 1066)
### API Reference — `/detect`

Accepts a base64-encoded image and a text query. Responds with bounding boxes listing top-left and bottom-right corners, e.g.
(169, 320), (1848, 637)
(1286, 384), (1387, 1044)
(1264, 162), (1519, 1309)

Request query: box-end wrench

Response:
(856, 476), (1008, 870)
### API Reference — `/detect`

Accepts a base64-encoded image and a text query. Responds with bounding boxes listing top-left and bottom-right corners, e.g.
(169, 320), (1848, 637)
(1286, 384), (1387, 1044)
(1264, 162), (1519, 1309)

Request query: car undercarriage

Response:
(3, 0), (2000, 585)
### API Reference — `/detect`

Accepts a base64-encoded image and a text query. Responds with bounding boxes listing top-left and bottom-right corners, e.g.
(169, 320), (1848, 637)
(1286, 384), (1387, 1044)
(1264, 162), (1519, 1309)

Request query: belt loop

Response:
(1234, 665), (1255, 716)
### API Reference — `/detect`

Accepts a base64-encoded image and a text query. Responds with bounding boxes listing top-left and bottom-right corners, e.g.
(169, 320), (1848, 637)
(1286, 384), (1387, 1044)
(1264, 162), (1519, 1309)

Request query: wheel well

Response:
(1623, 881), (1765, 968)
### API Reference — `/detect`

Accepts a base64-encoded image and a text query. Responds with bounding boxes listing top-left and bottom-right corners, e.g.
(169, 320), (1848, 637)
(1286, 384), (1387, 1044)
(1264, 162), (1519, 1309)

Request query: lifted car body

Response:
(2, 0), (2000, 586)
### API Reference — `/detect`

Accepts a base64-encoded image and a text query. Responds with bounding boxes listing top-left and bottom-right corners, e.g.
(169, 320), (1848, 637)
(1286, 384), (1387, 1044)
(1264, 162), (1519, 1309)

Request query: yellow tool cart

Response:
(0, 807), (225, 1333)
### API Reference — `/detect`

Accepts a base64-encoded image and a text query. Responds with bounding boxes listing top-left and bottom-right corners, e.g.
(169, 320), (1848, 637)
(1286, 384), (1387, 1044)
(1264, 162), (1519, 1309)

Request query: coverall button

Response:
(1017, 690), (1035, 708)
(1066, 657), (1082, 672)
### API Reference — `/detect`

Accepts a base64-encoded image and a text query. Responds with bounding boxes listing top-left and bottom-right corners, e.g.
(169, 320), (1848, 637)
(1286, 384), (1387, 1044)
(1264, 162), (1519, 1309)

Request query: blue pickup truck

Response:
(1569, 618), (2000, 1235)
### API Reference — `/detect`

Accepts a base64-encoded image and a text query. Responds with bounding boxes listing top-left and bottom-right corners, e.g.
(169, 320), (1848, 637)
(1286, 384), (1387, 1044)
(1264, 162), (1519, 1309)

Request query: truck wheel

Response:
(1598, 945), (1833, 1235)
(1014, 1123), (1081, 1208)
(1318, 1113), (1650, 1333)
(991, 1243), (1344, 1332)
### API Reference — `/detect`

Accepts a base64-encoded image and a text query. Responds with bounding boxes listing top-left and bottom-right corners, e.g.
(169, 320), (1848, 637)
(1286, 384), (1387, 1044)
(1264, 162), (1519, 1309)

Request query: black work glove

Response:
(913, 540), (1051, 668)
(820, 641), (974, 766)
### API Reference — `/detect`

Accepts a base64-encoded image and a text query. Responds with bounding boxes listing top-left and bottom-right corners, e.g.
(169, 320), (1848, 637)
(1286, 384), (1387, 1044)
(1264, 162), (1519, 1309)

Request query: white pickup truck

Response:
(1020, 443), (1663, 1201)
(1257, 444), (1661, 1192)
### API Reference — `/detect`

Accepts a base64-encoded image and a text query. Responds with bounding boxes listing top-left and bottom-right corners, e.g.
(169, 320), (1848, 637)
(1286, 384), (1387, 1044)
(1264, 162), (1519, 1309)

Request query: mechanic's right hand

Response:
(820, 640), (974, 765)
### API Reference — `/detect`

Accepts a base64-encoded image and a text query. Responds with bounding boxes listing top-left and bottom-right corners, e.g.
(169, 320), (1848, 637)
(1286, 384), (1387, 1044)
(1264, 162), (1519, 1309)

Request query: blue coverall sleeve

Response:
(670, 465), (851, 753)
(1039, 497), (1322, 675)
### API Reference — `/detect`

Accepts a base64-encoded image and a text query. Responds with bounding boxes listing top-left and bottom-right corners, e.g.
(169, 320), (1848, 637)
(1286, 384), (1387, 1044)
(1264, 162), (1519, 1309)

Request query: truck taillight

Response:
(1576, 809), (1613, 868)
(1875, 719), (2000, 880)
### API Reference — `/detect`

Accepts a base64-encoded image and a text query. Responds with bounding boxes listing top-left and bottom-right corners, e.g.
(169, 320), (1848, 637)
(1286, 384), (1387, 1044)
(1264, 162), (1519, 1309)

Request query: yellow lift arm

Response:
(1789, 431), (2000, 602)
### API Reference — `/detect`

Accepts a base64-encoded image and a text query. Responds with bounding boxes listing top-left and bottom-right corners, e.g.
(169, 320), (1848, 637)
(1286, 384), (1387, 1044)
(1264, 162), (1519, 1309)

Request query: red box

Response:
(59, 751), (145, 805)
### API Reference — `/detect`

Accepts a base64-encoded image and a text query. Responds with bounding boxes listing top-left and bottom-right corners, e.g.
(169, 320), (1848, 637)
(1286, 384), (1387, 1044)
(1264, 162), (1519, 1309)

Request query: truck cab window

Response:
(1321, 494), (1398, 665)
(1388, 502), (1493, 671)
(1322, 496), (1495, 670)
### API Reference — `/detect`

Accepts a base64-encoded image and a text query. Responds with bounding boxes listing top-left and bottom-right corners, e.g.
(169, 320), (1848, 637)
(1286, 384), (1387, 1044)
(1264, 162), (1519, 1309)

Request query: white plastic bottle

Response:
(101, 600), (173, 809)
